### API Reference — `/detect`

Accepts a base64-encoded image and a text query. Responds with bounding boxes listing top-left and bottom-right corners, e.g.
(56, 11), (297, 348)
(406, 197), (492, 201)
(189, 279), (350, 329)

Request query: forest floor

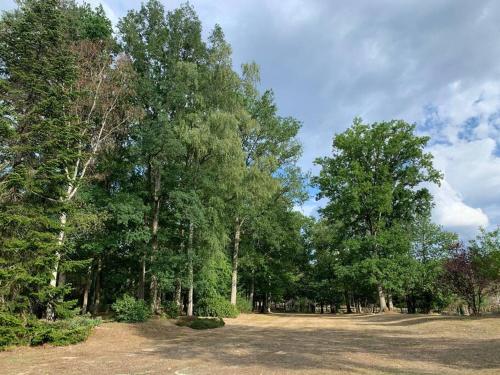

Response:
(1, 313), (499, 375)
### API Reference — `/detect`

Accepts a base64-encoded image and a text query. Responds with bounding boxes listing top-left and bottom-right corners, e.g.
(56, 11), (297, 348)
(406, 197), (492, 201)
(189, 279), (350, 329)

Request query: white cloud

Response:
(422, 81), (500, 237)
(3, 0), (498, 238)
(430, 180), (488, 230)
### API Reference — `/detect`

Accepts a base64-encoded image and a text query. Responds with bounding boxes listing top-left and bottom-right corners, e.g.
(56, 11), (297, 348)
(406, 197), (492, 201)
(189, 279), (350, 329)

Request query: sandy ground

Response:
(1, 313), (499, 375)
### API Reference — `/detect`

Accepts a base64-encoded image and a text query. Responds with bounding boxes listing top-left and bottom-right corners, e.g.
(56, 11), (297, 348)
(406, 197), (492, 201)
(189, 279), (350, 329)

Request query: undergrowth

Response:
(0, 312), (101, 350)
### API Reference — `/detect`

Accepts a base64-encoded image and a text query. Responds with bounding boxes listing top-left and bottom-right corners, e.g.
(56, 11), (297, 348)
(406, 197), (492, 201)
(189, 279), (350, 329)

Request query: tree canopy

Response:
(0, 1), (498, 340)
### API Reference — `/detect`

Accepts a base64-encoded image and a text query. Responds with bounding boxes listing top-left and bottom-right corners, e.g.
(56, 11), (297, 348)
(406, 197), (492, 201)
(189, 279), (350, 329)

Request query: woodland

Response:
(0, 0), (499, 350)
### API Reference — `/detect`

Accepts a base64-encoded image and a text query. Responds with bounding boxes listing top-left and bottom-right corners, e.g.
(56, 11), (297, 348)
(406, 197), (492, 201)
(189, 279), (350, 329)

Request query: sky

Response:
(2, 0), (499, 239)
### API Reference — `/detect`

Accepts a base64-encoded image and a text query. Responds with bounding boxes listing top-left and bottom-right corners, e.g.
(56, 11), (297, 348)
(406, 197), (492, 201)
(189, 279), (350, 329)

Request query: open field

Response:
(1, 313), (499, 375)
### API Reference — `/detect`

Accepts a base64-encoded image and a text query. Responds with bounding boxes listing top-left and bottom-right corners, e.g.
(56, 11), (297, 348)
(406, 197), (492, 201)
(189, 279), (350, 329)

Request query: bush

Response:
(0, 312), (101, 350)
(190, 317), (225, 330)
(236, 296), (253, 313)
(0, 312), (30, 349)
(112, 295), (151, 322)
(176, 317), (225, 330)
(163, 301), (180, 319)
(30, 315), (102, 346)
(195, 295), (239, 318)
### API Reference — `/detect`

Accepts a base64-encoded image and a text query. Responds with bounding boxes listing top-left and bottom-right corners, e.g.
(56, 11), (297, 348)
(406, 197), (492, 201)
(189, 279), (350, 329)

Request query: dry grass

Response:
(1, 313), (499, 374)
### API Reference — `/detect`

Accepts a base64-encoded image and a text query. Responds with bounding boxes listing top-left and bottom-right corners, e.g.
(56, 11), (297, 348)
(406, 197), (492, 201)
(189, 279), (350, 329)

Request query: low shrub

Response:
(176, 317), (225, 330)
(0, 312), (101, 350)
(195, 295), (239, 318)
(0, 312), (30, 349)
(30, 315), (101, 346)
(112, 295), (151, 322)
(190, 317), (225, 330)
(163, 301), (180, 319)
(236, 296), (253, 313)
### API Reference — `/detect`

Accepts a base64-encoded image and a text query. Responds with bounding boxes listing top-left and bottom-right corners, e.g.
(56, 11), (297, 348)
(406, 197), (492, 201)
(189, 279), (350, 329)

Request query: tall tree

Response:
(229, 63), (302, 305)
(0, 0), (81, 319)
(314, 118), (441, 311)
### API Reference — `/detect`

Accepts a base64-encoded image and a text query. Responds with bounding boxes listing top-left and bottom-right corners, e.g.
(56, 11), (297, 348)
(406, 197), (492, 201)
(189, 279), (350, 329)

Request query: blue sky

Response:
(2, 0), (499, 239)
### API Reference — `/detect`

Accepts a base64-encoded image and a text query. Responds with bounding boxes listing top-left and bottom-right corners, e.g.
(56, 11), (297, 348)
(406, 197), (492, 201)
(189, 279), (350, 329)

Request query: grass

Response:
(1, 314), (499, 374)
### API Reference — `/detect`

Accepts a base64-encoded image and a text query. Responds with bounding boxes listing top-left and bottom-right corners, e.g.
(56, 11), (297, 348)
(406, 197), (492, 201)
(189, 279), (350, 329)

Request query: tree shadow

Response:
(130, 315), (500, 374)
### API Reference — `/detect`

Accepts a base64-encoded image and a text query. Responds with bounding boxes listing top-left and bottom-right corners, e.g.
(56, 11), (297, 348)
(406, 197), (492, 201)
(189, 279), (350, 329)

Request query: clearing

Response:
(1, 313), (499, 375)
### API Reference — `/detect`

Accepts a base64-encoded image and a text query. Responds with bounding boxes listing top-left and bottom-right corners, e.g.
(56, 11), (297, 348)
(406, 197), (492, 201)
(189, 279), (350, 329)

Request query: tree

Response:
(0, 0), (139, 320)
(0, 0), (82, 319)
(443, 228), (500, 315)
(0, 0), (309, 326)
(119, 1), (247, 315)
(119, 0), (209, 312)
(314, 118), (441, 311)
(404, 214), (457, 313)
(229, 63), (302, 305)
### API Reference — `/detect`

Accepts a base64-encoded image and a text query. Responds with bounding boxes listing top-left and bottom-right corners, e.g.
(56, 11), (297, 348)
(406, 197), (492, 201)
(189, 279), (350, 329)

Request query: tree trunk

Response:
(187, 222), (194, 317)
(407, 294), (416, 314)
(46, 212), (67, 320)
(174, 278), (182, 310)
(50, 212), (67, 286)
(230, 218), (241, 305)
(476, 289), (482, 316)
(81, 264), (92, 314)
(356, 299), (362, 313)
(249, 272), (255, 311)
(388, 294), (394, 311)
(138, 256), (146, 300)
(344, 290), (352, 313)
(149, 165), (161, 313)
(91, 257), (102, 315)
(263, 293), (271, 313)
(377, 284), (388, 312)
(174, 227), (185, 312)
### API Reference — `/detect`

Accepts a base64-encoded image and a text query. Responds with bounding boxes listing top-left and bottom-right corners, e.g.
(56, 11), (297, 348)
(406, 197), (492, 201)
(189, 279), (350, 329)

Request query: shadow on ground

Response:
(129, 313), (500, 374)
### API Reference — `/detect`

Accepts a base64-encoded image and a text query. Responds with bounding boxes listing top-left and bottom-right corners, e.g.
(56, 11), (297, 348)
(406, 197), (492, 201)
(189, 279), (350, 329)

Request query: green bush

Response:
(236, 296), (253, 313)
(31, 315), (102, 346)
(176, 317), (225, 330)
(112, 295), (151, 322)
(0, 312), (101, 350)
(0, 312), (30, 349)
(189, 317), (225, 330)
(163, 301), (180, 319)
(195, 295), (239, 318)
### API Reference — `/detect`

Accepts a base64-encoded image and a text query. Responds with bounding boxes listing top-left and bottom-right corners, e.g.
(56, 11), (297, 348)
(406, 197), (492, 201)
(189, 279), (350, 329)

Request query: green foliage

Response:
(236, 296), (253, 313)
(163, 301), (180, 319)
(176, 317), (225, 330)
(0, 312), (30, 349)
(195, 296), (239, 318)
(30, 315), (102, 346)
(5, 0), (482, 332)
(313, 118), (442, 310)
(0, 312), (101, 350)
(189, 317), (225, 330)
(442, 228), (500, 315)
(112, 295), (151, 322)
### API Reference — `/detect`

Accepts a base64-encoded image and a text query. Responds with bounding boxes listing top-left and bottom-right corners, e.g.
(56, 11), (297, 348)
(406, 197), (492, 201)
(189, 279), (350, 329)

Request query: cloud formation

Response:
(2, 0), (498, 237)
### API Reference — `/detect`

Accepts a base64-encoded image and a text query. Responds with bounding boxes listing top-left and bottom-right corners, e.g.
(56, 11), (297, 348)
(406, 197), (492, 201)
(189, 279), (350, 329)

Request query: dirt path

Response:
(1, 313), (499, 374)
